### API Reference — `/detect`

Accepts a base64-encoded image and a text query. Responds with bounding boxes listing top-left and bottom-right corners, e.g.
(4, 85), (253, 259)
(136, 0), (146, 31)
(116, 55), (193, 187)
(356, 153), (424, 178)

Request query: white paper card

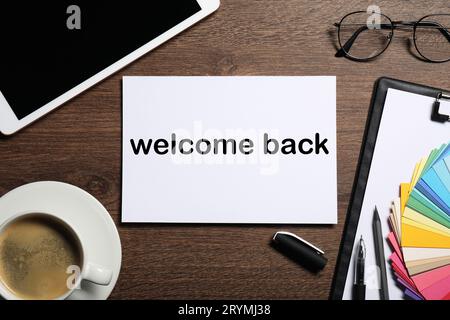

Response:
(122, 76), (337, 224)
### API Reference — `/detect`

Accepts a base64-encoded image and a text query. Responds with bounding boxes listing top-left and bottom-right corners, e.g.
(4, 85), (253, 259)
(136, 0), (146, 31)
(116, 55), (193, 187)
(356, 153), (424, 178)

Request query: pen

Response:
(373, 207), (390, 300)
(353, 236), (366, 300)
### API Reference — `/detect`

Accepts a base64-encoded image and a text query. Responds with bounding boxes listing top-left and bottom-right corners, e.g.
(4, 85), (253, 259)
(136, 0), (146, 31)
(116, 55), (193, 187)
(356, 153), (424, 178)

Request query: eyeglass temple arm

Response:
(416, 21), (450, 42)
(335, 21), (450, 58)
(335, 25), (365, 57)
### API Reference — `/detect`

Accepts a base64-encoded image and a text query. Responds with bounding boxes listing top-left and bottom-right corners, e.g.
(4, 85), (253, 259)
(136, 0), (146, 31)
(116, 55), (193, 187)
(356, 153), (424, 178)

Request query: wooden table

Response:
(1, 0), (449, 299)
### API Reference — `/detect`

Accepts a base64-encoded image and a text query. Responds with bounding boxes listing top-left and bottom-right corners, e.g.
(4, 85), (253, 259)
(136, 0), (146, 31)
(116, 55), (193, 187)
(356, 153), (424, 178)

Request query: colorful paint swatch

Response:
(388, 141), (450, 300)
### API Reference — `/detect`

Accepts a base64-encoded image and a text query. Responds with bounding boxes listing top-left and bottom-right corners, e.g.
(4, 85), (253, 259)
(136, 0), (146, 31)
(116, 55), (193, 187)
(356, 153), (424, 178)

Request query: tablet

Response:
(0, 1), (220, 135)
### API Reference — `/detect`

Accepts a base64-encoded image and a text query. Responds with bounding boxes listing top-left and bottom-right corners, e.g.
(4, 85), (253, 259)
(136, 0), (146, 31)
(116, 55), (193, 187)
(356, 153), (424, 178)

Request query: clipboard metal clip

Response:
(432, 92), (450, 123)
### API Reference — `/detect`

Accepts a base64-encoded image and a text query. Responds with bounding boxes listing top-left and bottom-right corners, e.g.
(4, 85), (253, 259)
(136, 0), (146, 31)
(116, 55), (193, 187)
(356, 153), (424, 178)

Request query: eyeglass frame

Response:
(334, 11), (450, 63)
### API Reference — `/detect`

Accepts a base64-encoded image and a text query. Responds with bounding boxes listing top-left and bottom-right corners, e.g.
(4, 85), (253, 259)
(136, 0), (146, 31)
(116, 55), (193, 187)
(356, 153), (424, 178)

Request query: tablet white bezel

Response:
(0, 0), (220, 135)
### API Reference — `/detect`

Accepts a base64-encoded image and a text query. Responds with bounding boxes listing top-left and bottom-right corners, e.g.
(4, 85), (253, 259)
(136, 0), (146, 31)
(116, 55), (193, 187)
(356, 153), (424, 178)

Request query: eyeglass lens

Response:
(338, 12), (393, 60)
(414, 14), (450, 62)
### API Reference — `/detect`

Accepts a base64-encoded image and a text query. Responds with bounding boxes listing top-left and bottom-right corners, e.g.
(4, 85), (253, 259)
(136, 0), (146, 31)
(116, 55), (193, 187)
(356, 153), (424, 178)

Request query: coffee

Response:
(0, 215), (82, 300)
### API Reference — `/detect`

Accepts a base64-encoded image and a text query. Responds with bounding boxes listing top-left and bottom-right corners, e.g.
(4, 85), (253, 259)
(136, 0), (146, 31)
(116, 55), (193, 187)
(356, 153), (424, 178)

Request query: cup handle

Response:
(82, 263), (113, 286)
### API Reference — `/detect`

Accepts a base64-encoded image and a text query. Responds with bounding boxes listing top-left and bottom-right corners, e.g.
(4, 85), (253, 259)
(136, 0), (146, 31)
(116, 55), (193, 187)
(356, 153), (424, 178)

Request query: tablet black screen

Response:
(0, 1), (201, 120)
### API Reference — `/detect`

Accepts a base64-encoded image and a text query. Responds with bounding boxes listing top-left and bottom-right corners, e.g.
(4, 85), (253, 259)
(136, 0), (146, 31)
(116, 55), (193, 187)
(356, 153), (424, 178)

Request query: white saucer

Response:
(0, 182), (122, 300)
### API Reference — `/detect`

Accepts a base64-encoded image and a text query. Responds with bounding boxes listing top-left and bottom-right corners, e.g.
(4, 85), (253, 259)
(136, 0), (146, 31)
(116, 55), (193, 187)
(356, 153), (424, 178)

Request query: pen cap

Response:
(272, 232), (327, 273)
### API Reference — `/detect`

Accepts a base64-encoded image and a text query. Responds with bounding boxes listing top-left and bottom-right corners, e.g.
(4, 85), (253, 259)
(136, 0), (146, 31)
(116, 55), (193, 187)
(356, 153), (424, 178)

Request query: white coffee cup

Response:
(0, 211), (112, 300)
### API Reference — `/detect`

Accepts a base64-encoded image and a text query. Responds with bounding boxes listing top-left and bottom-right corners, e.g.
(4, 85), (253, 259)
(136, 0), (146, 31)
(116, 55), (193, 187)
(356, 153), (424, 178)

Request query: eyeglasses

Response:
(334, 11), (450, 62)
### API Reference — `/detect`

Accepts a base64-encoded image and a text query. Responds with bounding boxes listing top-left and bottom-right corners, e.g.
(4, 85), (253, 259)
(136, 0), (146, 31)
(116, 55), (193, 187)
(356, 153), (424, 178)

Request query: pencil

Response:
(373, 206), (390, 300)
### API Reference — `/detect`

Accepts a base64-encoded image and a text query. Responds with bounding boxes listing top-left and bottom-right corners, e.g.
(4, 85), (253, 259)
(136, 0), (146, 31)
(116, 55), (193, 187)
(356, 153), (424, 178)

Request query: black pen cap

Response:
(272, 231), (328, 273)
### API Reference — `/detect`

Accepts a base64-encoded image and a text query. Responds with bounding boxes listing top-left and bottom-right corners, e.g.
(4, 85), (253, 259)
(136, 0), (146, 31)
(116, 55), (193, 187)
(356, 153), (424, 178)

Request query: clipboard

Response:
(331, 77), (450, 300)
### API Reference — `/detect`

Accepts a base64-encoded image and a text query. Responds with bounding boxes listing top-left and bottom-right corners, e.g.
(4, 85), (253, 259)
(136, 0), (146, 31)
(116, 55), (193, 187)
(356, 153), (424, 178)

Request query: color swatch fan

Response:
(388, 142), (450, 300)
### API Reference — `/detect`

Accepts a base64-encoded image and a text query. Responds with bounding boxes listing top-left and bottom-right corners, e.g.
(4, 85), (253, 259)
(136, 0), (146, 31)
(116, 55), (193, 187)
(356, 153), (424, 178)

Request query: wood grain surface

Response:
(1, 0), (450, 300)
